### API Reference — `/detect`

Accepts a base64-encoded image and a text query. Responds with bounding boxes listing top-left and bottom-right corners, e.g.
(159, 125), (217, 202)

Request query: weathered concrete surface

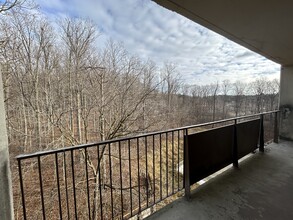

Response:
(280, 66), (293, 140)
(146, 141), (293, 220)
(0, 68), (14, 220)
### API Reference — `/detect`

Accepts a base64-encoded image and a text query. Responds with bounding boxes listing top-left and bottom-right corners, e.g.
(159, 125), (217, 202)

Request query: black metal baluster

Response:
(152, 135), (155, 204)
(108, 143), (114, 219)
(63, 152), (70, 219)
(172, 131), (174, 194)
(38, 156), (46, 220)
(136, 138), (141, 213)
(184, 129), (190, 200)
(18, 159), (27, 220)
(55, 153), (63, 219)
(145, 136), (149, 207)
(71, 150), (78, 219)
(166, 133), (168, 197)
(128, 139), (133, 217)
(177, 130), (180, 191)
(118, 141), (124, 219)
(97, 145), (103, 219)
(159, 133), (162, 200)
(84, 148), (91, 220)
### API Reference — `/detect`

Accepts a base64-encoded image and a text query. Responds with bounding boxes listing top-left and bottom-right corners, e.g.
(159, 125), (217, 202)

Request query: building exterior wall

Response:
(0, 67), (14, 220)
(280, 66), (293, 140)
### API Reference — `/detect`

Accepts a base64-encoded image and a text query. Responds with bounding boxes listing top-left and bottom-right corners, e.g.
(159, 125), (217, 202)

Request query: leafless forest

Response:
(1, 5), (279, 220)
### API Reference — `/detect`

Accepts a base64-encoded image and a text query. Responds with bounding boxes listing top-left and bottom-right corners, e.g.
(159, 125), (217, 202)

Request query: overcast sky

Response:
(35, 0), (280, 85)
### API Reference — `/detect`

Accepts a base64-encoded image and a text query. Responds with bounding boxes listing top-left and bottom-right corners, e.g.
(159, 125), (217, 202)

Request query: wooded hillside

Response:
(0, 8), (279, 156)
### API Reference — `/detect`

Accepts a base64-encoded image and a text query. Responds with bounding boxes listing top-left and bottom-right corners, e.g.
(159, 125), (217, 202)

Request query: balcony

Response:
(147, 140), (293, 220)
(2, 1), (293, 220)
(14, 111), (280, 219)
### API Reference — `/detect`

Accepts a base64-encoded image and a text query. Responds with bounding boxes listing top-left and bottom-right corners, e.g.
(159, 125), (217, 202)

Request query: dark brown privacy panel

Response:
(236, 119), (260, 159)
(186, 119), (261, 186)
(186, 125), (234, 185)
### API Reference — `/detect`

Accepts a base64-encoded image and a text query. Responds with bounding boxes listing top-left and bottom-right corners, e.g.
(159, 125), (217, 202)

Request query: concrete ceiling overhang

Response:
(153, 0), (293, 66)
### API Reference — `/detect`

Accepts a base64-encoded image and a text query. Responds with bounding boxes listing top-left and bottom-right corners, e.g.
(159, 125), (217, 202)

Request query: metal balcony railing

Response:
(16, 110), (279, 220)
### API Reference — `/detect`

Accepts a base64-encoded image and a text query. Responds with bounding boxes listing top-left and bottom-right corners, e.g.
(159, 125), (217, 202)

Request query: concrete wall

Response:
(280, 66), (293, 140)
(0, 67), (14, 219)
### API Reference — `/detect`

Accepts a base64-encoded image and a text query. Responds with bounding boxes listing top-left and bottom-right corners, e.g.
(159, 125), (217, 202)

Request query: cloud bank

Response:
(35, 0), (280, 85)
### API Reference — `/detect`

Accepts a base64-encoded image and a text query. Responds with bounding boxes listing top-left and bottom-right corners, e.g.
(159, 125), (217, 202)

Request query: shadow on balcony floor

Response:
(146, 140), (293, 220)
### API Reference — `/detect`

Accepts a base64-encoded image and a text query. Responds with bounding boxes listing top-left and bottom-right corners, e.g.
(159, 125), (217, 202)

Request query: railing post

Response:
(259, 114), (265, 152)
(184, 129), (190, 200)
(233, 119), (239, 168)
(274, 111), (279, 143)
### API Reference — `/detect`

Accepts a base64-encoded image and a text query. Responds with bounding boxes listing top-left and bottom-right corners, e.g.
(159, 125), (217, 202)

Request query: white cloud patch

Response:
(35, 0), (280, 85)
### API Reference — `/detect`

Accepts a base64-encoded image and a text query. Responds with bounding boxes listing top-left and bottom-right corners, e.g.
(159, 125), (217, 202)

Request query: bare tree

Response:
(58, 17), (99, 144)
(161, 62), (182, 126)
(232, 81), (246, 117)
(210, 82), (219, 121)
(0, 0), (22, 13)
(0, 9), (58, 150)
(265, 78), (280, 111)
(221, 80), (231, 118)
(251, 78), (267, 113)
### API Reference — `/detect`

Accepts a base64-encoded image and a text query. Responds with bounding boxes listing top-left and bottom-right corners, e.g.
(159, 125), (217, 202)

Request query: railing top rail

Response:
(16, 110), (279, 160)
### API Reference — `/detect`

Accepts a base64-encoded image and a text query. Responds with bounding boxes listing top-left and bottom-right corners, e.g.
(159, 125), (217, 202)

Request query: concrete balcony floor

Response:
(146, 141), (293, 220)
